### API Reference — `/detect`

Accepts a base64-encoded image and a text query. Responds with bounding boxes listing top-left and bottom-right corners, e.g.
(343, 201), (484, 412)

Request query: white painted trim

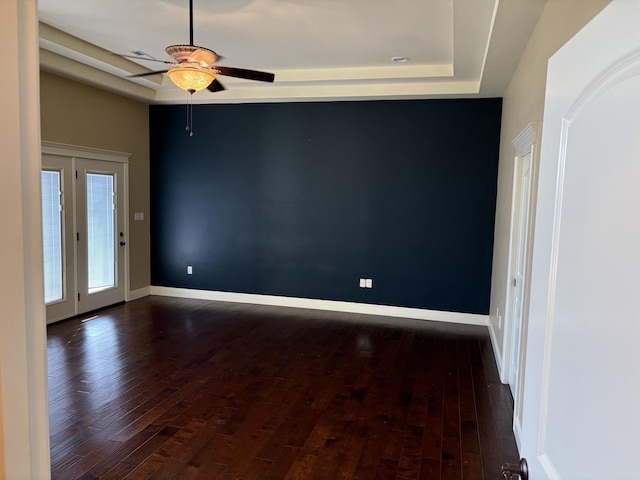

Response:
(503, 123), (539, 435)
(504, 122), (539, 384)
(477, 0), (501, 87)
(487, 316), (504, 374)
(0, 1), (51, 477)
(150, 286), (489, 326)
(512, 122), (539, 156)
(123, 163), (130, 303)
(42, 140), (131, 163)
(128, 286), (151, 301)
(513, 415), (523, 454)
(538, 454), (561, 480)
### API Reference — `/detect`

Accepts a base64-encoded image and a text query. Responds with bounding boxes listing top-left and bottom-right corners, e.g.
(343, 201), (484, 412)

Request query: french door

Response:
(41, 144), (129, 323)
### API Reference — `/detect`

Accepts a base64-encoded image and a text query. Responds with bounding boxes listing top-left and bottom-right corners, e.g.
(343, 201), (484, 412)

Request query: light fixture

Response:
(167, 67), (215, 137)
(167, 67), (215, 92)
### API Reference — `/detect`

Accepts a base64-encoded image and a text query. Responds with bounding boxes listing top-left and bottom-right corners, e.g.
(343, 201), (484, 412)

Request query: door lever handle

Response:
(501, 458), (528, 480)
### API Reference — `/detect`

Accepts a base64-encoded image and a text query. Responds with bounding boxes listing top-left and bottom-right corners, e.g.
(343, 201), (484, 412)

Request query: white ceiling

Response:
(38, 0), (547, 104)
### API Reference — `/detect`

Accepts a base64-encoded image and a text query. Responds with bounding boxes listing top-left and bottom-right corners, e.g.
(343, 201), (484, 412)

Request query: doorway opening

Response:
(504, 123), (538, 446)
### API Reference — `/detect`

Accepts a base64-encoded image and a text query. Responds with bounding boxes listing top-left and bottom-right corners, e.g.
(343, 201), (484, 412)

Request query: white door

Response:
(520, 1), (640, 478)
(76, 158), (126, 314)
(508, 151), (532, 398)
(41, 154), (76, 321)
(41, 146), (129, 322)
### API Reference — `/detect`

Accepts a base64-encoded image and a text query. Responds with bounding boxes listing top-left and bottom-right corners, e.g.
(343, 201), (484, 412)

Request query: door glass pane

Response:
(41, 170), (64, 304)
(87, 173), (115, 294)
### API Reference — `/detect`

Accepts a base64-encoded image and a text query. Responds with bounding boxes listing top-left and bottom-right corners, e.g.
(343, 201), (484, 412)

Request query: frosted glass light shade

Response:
(167, 67), (215, 92)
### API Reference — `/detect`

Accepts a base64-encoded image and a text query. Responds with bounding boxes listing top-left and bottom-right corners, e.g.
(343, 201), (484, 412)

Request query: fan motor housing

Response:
(165, 44), (218, 66)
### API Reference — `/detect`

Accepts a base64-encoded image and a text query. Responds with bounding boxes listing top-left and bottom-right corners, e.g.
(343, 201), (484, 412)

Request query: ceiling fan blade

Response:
(118, 54), (171, 64)
(128, 69), (171, 78)
(214, 66), (275, 83)
(207, 78), (226, 92)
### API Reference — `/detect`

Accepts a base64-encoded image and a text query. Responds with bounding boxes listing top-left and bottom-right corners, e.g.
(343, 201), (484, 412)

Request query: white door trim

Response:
(502, 122), (539, 381)
(512, 123), (539, 157)
(503, 123), (538, 450)
(42, 140), (131, 163)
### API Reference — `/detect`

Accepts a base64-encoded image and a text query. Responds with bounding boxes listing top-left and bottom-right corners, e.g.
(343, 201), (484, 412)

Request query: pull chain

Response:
(185, 89), (195, 137)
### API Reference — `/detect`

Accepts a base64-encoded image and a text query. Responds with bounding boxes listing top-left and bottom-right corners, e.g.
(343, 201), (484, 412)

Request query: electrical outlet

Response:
(359, 278), (366, 288)
(187, 265), (193, 275)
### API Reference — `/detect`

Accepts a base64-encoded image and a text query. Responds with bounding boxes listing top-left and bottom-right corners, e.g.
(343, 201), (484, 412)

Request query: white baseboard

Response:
(149, 286), (489, 327)
(128, 286), (151, 301)
(488, 316), (506, 382)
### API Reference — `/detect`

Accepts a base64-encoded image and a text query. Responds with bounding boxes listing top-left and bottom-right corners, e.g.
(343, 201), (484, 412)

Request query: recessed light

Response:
(391, 56), (409, 63)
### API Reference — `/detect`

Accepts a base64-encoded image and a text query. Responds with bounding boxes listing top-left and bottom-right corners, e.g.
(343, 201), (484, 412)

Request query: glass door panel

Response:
(86, 173), (116, 294)
(41, 170), (63, 304)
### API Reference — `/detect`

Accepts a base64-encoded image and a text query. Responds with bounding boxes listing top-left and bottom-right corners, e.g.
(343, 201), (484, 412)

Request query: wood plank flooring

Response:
(48, 296), (519, 479)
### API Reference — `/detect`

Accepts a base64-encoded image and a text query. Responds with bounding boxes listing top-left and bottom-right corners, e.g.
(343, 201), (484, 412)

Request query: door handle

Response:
(501, 458), (528, 480)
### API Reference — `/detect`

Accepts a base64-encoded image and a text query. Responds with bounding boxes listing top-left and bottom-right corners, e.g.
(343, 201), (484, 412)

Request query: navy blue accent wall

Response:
(150, 98), (502, 314)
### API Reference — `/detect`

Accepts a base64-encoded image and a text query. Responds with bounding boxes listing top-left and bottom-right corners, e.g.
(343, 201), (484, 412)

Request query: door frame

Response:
(42, 141), (131, 323)
(502, 122), (538, 449)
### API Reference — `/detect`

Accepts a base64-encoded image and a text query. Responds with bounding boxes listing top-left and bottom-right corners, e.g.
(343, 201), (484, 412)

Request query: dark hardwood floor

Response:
(48, 296), (519, 479)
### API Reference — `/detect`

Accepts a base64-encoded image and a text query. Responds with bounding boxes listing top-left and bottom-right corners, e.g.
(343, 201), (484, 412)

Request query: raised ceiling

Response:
(38, 0), (547, 104)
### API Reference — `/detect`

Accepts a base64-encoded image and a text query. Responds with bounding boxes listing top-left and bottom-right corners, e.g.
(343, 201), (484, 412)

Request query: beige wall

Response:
(40, 71), (151, 290)
(0, 367), (4, 480)
(489, 0), (611, 364)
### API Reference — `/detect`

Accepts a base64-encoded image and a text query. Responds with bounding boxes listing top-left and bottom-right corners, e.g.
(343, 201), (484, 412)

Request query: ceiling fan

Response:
(122, 0), (275, 94)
